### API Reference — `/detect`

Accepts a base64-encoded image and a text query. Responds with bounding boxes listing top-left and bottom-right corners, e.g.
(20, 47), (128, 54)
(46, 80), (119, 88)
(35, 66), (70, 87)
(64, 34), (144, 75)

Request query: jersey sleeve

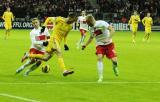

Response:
(30, 31), (43, 45)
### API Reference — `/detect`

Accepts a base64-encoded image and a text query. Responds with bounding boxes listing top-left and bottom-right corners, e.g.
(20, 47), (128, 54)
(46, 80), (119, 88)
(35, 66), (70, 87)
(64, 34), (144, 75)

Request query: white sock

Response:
(97, 61), (103, 79)
(19, 60), (31, 70)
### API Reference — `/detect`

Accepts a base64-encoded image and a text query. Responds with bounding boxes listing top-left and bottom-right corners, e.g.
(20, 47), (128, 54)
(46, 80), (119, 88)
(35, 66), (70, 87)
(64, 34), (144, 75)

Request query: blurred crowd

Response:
(0, 0), (92, 21)
(0, 0), (160, 24)
(97, 0), (160, 24)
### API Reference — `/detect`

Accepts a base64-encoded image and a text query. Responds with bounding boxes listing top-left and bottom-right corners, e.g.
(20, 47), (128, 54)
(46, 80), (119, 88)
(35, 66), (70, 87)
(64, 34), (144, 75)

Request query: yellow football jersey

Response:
(51, 17), (72, 43)
(43, 17), (56, 26)
(128, 15), (140, 26)
(2, 11), (14, 22)
(142, 17), (153, 27)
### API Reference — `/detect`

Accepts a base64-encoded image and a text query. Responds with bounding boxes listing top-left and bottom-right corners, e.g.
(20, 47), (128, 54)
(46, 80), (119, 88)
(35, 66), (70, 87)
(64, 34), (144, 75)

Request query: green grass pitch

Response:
(0, 29), (160, 102)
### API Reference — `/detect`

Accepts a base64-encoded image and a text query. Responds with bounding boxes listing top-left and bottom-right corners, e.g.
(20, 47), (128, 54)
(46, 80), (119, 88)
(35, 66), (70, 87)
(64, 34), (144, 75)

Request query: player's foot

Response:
(63, 70), (74, 76)
(76, 43), (80, 49)
(113, 67), (119, 76)
(132, 39), (135, 43)
(23, 71), (29, 76)
(142, 38), (145, 42)
(21, 52), (28, 63)
(15, 67), (23, 75)
(97, 77), (103, 83)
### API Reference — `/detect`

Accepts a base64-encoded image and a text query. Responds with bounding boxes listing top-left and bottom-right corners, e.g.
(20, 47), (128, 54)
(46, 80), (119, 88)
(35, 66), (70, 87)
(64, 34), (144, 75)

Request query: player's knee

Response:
(36, 61), (42, 66)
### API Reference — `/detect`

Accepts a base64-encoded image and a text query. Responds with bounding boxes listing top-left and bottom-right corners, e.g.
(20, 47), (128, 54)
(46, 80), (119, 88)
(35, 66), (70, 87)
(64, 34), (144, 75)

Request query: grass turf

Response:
(0, 29), (160, 102)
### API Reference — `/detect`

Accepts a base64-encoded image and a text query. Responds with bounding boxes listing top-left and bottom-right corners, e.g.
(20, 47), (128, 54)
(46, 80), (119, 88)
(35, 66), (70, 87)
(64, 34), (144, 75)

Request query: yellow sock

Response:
(57, 57), (66, 71)
(29, 54), (44, 59)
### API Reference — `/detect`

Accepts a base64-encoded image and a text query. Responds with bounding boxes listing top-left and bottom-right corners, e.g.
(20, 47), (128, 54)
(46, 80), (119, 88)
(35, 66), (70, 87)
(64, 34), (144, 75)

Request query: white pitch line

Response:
(0, 81), (160, 85)
(0, 93), (40, 102)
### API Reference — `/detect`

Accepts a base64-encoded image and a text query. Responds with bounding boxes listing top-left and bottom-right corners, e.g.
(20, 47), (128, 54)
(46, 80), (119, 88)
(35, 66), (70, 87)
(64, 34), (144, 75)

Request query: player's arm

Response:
(82, 35), (94, 50)
(142, 17), (145, 26)
(108, 25), (115, 38)
(137, 16), (141, 22)
(128, 16), (132, 28)
(151, 18), (153, 25)
(2, 12), (5, 21)
(11, 12), (14, 21)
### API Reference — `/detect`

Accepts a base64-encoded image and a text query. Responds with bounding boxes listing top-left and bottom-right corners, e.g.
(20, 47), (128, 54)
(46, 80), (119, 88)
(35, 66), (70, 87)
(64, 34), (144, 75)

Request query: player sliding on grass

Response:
(142, 12), (153, 42)
(82, 15), (119, 82)
(29, 13), (77, 76)
(76, 11), (88, 49)
(16, 18), (50, 76)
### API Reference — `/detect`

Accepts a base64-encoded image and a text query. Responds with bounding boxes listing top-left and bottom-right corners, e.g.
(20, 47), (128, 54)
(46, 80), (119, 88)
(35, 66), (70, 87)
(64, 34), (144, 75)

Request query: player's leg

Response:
(77, 29), (86, 49)
(146, 28), (151, 42)
(24, 60), (42, 76)
(4, 22), (9, 40)
(106, 43), (119, 76)
(111, 57), (119, 76)
(56, 49), (74, 76)
(132, 26), (137, 43)
(15, 59), (35, 74)
(143, 27), (148, 42)
(97, 54), (104, 82)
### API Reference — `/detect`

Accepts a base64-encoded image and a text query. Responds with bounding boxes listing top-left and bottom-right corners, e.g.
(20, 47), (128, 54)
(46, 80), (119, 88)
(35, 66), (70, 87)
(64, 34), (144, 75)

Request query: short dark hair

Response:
(68, 12), (77, 18)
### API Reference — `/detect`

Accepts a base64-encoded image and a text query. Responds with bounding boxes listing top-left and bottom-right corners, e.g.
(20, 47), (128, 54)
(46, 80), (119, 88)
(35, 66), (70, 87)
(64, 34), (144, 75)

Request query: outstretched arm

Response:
(82, 36), (94, 50)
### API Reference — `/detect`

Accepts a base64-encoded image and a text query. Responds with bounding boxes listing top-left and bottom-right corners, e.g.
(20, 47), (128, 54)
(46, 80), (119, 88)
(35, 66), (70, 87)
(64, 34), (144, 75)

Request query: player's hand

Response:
(64, 44), (69, 51)
(40, 26), (45, 33)
(127, 25), (130, 29)
(43, 41), (48, 46)
(82, 45), (86, 50)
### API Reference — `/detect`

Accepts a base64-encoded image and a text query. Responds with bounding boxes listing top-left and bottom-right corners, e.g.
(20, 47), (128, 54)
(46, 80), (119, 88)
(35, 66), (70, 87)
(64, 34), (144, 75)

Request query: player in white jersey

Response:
(16, 18), (50, 76)
(82, 15), (119, 82)
(76, 11), (88, 49)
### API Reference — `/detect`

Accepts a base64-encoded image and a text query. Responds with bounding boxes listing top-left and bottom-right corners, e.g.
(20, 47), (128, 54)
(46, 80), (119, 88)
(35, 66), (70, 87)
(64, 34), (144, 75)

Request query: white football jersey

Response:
(30, 27), (50, 51)
(77, 16), (88, 31)
(89, 20), (112, 45)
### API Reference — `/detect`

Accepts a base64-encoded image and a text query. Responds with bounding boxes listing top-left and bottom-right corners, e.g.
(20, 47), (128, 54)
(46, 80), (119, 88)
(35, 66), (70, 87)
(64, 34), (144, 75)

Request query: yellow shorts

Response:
(4, 22), (12, 30)
(131, 25), (138, 33)
(145, 27), (151, 34)
(46, 38), (61, 53)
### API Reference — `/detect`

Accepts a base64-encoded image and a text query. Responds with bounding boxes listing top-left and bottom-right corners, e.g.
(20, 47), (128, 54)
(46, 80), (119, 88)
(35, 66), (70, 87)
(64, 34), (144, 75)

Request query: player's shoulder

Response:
(96, 20), (108, 25)
(56, 16), (65, 22)
(30, 28), (36, 35)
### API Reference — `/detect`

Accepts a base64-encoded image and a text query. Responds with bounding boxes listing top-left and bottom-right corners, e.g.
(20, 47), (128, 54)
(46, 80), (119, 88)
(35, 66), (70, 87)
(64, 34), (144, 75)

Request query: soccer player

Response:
(142, 12), (153, 42)
(128, 11), (140, 43)
(82, 15), (119, 82)
(29, 13), (77, 76)
(2, 7), (14, 40)
(76, 11), (88, 49)
(16, 18), (50, 76)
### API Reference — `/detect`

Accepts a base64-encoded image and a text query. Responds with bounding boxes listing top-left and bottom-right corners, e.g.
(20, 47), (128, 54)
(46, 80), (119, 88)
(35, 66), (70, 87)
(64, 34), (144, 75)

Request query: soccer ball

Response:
(42, 65), (50, 73)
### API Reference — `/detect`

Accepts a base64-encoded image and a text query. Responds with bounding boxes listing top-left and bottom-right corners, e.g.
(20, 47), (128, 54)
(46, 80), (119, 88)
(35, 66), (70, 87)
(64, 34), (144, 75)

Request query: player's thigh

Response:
(106, 43), (117, 59)
(132, 26), (138, 32)
(4, 22), (9, 30)
(8, 22), (12, 29)
(145, 27), (151, 34)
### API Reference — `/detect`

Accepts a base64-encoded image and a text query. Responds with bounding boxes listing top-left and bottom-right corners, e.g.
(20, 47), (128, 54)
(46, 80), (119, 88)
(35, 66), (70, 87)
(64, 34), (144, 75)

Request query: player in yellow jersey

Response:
(43, 17), (56, 27)
(142, 13), (153, 42)
(2, 7), (14, 40)
(128, 11), (140, 43)
(29, 13), (77, 76)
